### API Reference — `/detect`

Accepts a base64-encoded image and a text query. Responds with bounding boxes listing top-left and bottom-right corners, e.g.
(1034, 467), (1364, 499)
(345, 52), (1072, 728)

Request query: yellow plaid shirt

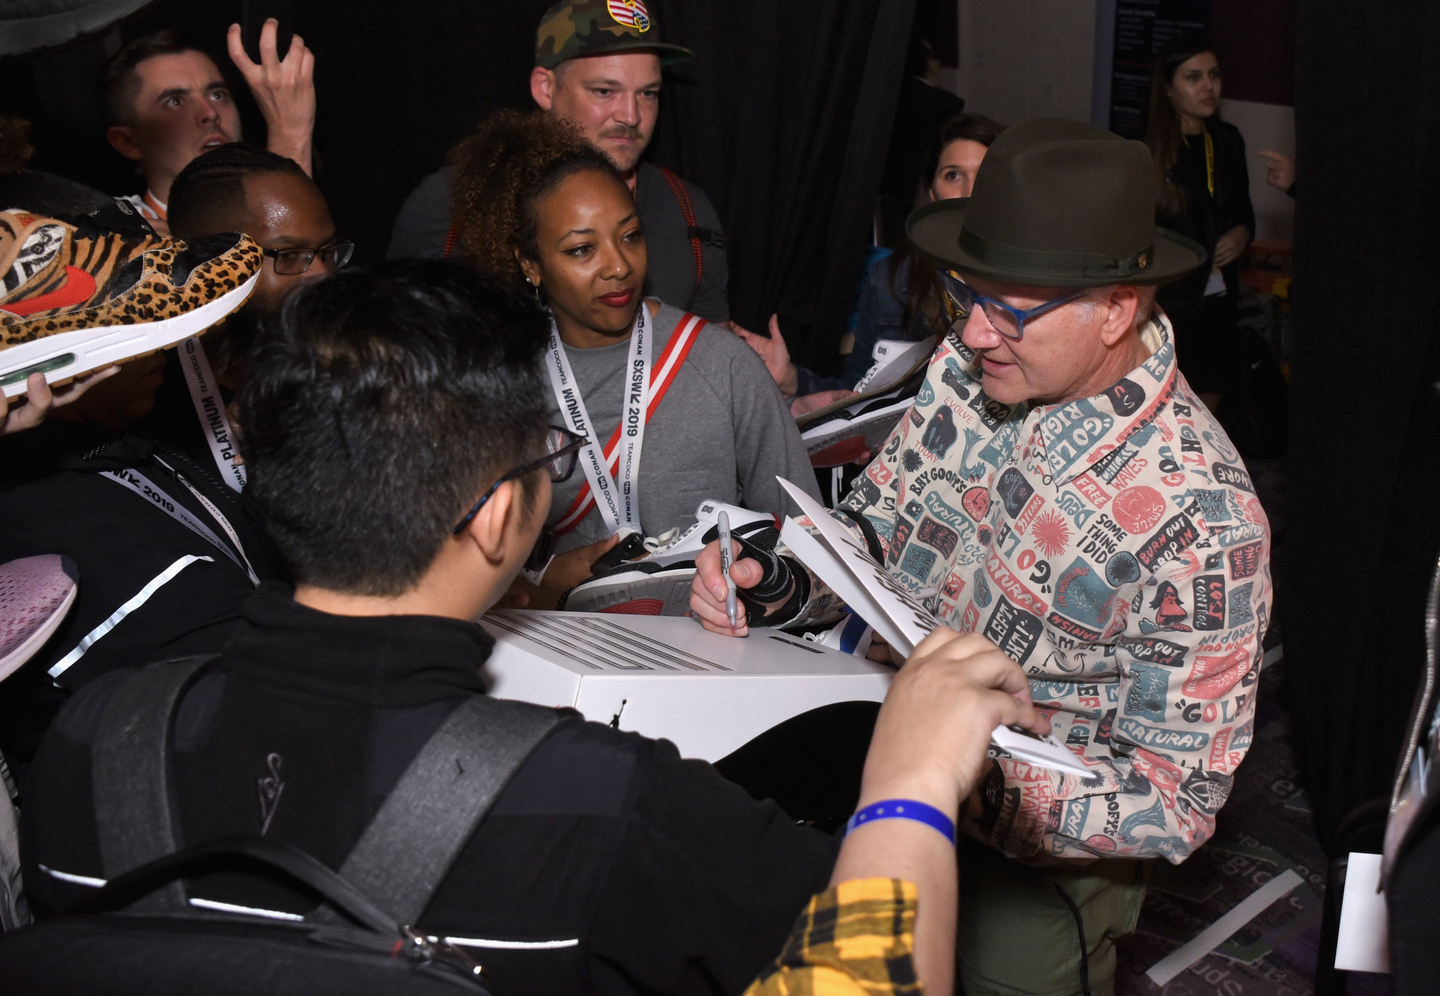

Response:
(745, 878), (921, 996)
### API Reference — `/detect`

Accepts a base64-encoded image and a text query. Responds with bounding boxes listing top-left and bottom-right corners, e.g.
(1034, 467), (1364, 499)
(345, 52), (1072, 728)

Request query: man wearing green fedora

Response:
(387, 0), (731, 322)
(692, 118), (1273, 996)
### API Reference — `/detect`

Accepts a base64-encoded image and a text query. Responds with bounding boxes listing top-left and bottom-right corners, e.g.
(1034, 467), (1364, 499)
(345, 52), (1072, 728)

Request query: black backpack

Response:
(0, 656), (561, 994)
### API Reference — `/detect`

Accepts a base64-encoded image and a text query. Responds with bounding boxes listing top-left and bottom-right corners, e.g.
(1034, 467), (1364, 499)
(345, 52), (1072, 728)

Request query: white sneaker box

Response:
(479, 609), (893, 762)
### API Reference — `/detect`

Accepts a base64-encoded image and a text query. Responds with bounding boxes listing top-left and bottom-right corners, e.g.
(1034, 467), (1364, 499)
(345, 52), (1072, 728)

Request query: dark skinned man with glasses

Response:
(690, 119), (1274, 996)
(134, 143), (350, 476)
(0, 143), (345, 773)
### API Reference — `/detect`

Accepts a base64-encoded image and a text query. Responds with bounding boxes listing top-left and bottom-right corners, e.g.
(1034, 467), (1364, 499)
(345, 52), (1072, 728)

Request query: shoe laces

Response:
(643, 527), (682, 553)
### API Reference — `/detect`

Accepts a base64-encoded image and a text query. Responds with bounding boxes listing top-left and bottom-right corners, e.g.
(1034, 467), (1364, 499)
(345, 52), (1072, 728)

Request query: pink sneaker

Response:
(0, 554), (77, 682)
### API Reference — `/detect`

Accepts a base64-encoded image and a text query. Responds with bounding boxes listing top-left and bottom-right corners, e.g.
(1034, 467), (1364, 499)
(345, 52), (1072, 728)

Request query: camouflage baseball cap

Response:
(536, 0), (693, 70)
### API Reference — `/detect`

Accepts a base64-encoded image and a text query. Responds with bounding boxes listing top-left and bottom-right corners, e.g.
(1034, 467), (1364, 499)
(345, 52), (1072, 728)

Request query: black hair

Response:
(99, 30), (207, 128)
(167, 142), (309, 241)
(238, 261), (551, 596)
(918, 113), (1006, 195)
(895, 113), (1006, 337)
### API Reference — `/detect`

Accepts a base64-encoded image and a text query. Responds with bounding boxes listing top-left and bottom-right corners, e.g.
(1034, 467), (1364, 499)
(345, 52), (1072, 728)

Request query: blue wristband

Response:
(845, 799), (956, 844)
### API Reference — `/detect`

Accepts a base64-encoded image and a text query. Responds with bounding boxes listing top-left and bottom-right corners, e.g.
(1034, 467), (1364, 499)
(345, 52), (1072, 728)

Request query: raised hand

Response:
(1257, 150), (1295, 193)
(723, 314), (799, 395)
(227, 19), (316, 176)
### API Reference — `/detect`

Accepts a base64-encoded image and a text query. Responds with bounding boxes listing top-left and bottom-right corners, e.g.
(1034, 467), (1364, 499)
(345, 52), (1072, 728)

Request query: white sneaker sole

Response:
(0, 269), (259, 398)
(561, 570), (697, 616)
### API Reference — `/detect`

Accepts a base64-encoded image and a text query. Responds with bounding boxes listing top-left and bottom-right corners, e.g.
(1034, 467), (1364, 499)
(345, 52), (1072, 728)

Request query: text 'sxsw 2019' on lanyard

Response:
(544, 306), (706, 539)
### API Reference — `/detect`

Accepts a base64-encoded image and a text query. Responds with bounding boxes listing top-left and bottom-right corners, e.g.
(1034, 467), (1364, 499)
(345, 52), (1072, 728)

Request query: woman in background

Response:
(1145, 35), (1254, 412)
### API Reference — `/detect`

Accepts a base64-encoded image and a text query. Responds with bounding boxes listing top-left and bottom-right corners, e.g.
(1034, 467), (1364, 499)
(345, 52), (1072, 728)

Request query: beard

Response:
(596, 125), (646, 171)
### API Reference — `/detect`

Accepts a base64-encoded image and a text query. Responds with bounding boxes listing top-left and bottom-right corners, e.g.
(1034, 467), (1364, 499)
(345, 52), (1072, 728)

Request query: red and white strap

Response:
(553, 311), (707, 536)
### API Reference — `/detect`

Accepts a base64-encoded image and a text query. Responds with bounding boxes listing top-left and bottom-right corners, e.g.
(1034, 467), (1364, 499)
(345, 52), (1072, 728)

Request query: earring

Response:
(529, 279), (542, 304)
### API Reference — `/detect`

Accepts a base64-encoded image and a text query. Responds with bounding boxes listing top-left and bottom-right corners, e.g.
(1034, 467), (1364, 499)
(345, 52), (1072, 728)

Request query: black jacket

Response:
(0, 421), (285, 771)
(1158, 118), (1257, 309)
(21, 586), (838, 995)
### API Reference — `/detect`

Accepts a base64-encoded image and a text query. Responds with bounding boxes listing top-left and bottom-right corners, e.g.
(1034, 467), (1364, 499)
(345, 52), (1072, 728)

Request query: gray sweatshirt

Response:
(546, 302), (821, 553)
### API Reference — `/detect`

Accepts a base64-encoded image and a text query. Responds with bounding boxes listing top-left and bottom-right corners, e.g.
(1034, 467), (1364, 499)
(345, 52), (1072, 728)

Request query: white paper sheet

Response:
(775, 478), (1091, 779)
(1335, 852), (1390, 973)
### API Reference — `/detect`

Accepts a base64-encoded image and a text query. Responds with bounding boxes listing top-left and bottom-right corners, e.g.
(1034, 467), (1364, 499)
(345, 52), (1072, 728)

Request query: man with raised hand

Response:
(692, 118), (1273, 996)
(100, 20), (315, 236)
(388, 0), (730, 322)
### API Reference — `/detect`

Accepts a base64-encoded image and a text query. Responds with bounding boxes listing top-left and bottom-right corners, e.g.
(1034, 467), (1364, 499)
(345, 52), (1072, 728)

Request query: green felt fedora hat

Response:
(907, 118), (1206, 288)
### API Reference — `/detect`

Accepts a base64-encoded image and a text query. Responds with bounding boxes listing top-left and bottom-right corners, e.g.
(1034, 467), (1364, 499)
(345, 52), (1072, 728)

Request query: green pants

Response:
(956, 837), (1150, 996)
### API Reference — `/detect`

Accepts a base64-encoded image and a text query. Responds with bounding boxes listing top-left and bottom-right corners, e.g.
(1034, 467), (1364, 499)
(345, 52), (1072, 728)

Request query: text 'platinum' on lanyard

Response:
(179, 336), (247, 492)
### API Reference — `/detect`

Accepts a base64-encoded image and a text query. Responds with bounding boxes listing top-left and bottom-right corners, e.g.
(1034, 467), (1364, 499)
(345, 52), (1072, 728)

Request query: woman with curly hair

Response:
(450, 110), (818, 608)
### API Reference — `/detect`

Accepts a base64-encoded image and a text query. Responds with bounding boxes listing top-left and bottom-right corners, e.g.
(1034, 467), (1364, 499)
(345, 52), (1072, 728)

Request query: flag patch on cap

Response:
(607, 0), (650, 31)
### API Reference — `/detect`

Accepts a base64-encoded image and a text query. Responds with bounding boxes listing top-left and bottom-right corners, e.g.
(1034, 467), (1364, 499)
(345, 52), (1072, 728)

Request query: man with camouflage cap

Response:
(388, 0), (730, 321)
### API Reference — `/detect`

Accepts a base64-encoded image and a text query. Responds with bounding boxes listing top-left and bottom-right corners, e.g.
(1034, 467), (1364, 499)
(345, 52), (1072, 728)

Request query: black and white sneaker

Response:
(557, 560), (698, 616)
(640, 499), (776, 568)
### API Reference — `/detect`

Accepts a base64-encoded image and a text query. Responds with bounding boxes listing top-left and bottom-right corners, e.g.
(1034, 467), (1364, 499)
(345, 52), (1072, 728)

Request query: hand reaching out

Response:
(789, 388), (856, 418)
(724, 314), (799, 396)
(227, 19), (316, 176)
(1257, 150), (1295, 193)
(506, 533), (621, 610)
(1, 367), (118, 436)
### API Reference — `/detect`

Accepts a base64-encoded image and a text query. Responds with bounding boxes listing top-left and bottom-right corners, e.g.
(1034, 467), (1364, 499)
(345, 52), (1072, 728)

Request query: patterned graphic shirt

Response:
(744, 878), (920, 996)
(786, 315), (1272, 863)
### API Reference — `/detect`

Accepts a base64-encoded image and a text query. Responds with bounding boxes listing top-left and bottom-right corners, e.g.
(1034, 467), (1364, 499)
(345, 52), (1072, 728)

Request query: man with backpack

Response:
(9, 259), (1041, 996)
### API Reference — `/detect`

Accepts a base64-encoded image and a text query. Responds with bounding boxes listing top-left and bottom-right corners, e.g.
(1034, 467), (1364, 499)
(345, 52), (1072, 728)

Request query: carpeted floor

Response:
(1115, 456), (1392, 996)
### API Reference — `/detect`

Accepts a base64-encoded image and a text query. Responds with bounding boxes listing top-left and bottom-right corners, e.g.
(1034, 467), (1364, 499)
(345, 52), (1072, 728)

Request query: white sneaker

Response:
(557, 561), (699, 616)
(640, 499), (776, 568)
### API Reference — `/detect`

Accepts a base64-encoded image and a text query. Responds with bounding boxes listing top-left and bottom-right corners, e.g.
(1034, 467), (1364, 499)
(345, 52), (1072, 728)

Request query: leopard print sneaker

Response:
(0, 210), (261, 398)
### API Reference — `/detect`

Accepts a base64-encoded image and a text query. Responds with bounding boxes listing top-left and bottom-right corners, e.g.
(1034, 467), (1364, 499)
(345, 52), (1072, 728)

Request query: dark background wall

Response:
(1, 0), (915, 376)
(1287, 0), (1440, 848)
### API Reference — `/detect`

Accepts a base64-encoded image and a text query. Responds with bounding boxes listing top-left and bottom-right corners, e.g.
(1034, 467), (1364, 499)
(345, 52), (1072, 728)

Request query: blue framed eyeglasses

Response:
(940, 271), (1089, 342)
(452, 426), (588, 534)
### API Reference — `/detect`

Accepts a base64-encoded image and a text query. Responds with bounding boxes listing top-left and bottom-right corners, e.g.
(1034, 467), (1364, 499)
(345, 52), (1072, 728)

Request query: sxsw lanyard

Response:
(545, 307), (650, 537)
(101, 462), (260, 585)
(179, 336), (247, 492)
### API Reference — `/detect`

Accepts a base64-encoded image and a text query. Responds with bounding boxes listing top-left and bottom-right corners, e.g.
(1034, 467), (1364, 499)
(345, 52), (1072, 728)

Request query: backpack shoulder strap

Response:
(91, 655), (219, 911)
(657, 166), (704, 290)
(333, 695), (561, 925)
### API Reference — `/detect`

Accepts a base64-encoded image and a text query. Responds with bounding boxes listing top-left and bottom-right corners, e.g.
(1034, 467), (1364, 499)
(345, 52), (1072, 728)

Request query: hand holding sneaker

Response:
(508, 533), (621, 610)
(0, 367), (116, 435)
(0, 210), (260, 398)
